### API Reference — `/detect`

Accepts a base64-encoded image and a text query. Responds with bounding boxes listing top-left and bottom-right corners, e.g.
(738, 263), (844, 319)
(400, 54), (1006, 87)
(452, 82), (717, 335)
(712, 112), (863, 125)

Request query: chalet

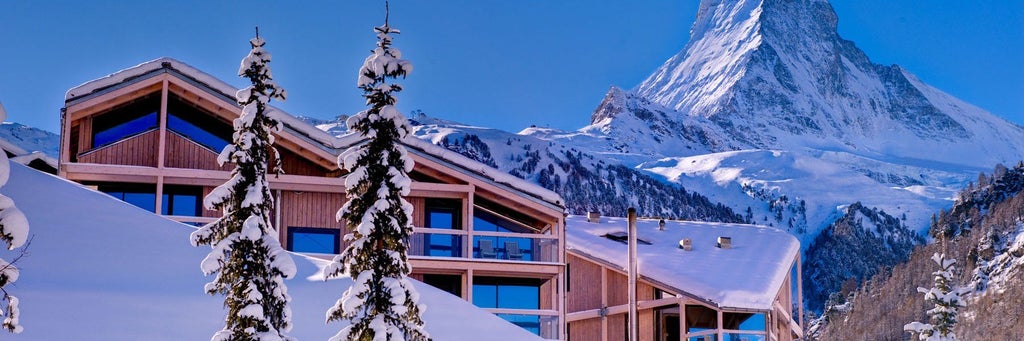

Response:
(59, 58), (567, 339)
(58, 57), (803, 341)
(565, 214), (803, 341)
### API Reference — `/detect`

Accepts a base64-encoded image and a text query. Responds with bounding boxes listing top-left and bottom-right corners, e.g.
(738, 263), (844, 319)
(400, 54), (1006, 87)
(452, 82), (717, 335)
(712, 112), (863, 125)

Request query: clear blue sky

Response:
(1, 1), (1021, 135)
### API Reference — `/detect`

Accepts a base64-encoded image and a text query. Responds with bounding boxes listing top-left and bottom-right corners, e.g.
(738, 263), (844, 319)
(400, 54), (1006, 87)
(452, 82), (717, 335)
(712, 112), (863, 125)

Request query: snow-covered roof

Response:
(2, 162), (543, 340)
(565, 215), (799, 311)
(64, 57), (564, 209)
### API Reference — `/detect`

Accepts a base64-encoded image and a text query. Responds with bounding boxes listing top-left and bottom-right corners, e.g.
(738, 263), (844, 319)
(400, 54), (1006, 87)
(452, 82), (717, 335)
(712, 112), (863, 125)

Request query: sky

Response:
(0, 1), (1021, 135)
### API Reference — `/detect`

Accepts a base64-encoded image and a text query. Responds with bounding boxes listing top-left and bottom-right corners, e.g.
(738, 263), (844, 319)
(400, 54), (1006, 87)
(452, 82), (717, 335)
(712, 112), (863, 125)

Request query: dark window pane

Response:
(167, 114), (229, 152)
(171, 194), (199, 216)
(123, 192), (155, 212)
(428, 210), (455, 229)
(288, 227), (340, 254)
(424, 198), (461, 229)
(499, 284), (540, 310)
(93, 112), (158, 147)
(423, 274), (462, 297)
(91, 93), (160, 148)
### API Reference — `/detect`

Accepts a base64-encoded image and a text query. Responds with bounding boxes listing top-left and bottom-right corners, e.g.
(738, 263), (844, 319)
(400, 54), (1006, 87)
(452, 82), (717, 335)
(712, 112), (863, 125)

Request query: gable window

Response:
(167, 94), (232, 152)
(91, 94), (160, 148)
(287, 227), (340, 254)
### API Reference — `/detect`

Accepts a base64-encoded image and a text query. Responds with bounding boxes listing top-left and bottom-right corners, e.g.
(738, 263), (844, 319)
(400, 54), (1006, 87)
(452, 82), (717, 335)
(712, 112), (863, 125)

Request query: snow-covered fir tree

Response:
(904, 253), (967, 341)
(323, 14), (428, 341)
(0, 101), (29, 334)
(190, 33), (297, 341)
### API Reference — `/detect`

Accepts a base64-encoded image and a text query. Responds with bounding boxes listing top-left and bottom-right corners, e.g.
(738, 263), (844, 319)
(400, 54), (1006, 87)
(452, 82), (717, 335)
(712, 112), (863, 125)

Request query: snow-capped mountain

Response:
(621, 0), (1024, 167)
(0, 121), (60, 157)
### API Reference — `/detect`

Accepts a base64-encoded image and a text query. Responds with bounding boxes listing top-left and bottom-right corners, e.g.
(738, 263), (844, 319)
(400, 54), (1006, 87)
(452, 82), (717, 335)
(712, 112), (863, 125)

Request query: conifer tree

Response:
(323, 9), (428, 341)
(190, 32), (297, 341)
(0, 101), (29, 334)
(904, 253), (967, 341)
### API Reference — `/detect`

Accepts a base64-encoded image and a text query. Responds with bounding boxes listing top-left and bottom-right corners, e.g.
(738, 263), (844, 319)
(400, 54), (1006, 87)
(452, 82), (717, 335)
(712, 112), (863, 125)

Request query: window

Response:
(92, 94), (160, 148)
(287, 227), (340, 254)
(423, 198), (462, 257)
(473, 209), (535, 261)
(166, 95), (232, 151)
(723, 312), (766, 331)
(97, 183), (156, 212)
(160, 186), (202, 216)
(423, 274), (462, 297)
(473, 277), (542, 334)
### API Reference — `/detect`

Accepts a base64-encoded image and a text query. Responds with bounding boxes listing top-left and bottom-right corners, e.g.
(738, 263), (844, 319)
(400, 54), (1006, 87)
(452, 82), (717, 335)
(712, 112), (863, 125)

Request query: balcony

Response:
(409, 228), (559, 263)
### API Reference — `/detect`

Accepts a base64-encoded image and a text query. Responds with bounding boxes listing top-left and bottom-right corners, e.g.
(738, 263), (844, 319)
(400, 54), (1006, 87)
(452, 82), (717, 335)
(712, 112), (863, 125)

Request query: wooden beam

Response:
(66, 77), (167, 121)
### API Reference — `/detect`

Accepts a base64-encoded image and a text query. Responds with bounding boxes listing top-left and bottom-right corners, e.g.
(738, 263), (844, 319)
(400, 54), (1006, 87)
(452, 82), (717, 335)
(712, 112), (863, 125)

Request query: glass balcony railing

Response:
(409, 228), (558, 263)
(723, 333), (766, 341)
(409, 230), (466, 258)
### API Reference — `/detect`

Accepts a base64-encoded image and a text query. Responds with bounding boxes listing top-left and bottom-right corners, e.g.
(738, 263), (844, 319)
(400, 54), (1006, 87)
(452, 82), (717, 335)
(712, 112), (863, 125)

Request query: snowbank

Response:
(1, 164), (541, 340)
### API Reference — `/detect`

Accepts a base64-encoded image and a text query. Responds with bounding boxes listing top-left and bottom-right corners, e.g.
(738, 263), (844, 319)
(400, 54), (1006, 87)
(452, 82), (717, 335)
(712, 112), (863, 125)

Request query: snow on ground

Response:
(640, 148), (971, 244)
(566, 215), (799, 310)
(0, 164), (541, 340)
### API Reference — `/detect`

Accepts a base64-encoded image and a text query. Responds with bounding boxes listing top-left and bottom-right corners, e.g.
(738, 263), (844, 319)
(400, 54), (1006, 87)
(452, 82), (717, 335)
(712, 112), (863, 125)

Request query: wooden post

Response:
(678, 298), (687, 341)
(627, 208), (638, 341)
(154, 79), (169, 214)
(717, 309), (724, 340)
(601, 267), (608, 341)
(797, 254), (804, 332)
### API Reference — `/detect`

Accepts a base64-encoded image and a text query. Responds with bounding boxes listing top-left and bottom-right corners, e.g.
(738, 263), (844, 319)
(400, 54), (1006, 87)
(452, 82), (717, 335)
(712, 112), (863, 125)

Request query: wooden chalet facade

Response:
(59, 58), (806, 341)
(59, 58), (568, 339)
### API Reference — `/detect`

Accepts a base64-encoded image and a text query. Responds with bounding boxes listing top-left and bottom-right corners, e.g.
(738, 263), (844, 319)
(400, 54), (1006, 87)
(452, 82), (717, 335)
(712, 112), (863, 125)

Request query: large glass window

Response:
(97, 183), (157, 212)
(160, 185), (202, 216)
(422, 274), (462, 297)
(473, 277), (543, 335)
(423, 198), (462, 257)
(92, 94), (160, 148)
(287, 227), (340, 254)
(167, 94), (232, 152)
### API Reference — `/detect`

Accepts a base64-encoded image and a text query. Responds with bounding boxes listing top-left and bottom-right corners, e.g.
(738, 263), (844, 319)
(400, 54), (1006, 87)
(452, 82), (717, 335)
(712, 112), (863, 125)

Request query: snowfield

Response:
(0, 164), (541, 340)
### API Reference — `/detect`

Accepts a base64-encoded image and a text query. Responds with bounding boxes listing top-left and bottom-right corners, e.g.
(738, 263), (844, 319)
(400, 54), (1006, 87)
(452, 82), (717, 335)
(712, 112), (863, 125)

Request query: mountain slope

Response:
(306, 113), (744, 223)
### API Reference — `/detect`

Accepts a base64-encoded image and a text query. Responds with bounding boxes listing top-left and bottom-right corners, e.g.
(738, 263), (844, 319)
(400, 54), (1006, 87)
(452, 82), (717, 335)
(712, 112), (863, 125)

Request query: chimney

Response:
(678, 238), (692, 251)
(587, 211), (601, 223)
(658, 219), (666, 230)
(716, 236), (732, 249)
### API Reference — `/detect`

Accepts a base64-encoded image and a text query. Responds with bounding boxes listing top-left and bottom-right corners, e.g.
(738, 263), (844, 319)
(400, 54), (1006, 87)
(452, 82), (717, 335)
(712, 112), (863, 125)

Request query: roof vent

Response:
(603, 231), (652, 245)
(716, 236), (732, 249)
(678, 238), (692, 251)
(587, 211), (601, 223)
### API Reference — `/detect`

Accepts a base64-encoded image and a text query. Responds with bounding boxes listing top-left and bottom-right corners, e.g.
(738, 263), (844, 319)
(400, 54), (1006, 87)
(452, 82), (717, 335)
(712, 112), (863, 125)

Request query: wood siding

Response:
(164, 132), (229, 170)
(568, 318), (602, 341)
(567, 254), (604, 312)
(279, 190), (345, 251)
(276, 146), (335, 177)
(78, 130), (159, 167)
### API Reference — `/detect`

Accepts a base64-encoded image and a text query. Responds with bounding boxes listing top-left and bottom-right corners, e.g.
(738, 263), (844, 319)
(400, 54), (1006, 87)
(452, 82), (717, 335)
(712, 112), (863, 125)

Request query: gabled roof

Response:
(565, 215), (800, 311)
(65, 57), (565, 209)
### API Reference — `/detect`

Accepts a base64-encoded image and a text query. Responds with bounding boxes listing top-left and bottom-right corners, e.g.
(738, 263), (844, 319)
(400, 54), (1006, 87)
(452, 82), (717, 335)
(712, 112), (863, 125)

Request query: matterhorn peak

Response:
(609, 0), (1024, 167)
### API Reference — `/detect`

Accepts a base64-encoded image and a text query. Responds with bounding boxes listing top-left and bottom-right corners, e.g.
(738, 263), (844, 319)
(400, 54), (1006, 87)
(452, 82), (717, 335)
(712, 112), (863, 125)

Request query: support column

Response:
(627, 208), (638, 341)
(678, 298), (687, 341)
(154, 79), (169, 214)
